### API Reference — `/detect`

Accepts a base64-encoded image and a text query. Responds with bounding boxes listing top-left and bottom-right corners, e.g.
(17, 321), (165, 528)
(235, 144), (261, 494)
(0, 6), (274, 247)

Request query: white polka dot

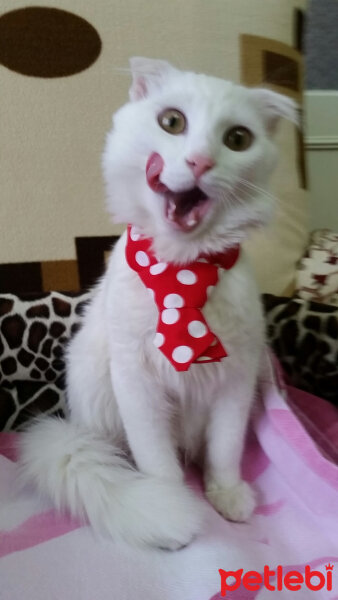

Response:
(147, 288), (155, 302)
(210, 337), (218, 347)
(172, 345), (193, 364)
(130, 226), (141, 241)
(196, 355), (213, 362)
(162, 308), (180, 324)
(135, 251), (150, 267)
(207, 285), (215, 297)
(153, 333), (165, 348)
(176, 269), (197, 285)
(163, 293), (184, 308)
(150, 262), (167, 275)
(188, 320), (208, 338)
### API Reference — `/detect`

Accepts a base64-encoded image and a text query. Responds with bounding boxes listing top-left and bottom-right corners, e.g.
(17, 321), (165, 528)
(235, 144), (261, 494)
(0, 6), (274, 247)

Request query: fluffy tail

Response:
(19, 418), (203, 549)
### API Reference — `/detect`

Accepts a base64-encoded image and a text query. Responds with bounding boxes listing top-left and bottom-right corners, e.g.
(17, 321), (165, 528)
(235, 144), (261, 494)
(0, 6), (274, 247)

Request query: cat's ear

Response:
(250, 88), (300, 133)
(129, 57), (175, 101)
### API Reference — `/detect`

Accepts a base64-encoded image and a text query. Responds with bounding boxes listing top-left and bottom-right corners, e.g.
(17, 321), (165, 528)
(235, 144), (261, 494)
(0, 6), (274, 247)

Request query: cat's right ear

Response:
(129, 57), (174, 101)
(249, 88), (300, 134)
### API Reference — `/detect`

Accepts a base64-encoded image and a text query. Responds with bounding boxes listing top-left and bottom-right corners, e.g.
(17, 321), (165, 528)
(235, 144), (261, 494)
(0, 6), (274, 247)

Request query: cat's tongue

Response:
(146, 152), (210, 232)
(146, 152), (167, 193)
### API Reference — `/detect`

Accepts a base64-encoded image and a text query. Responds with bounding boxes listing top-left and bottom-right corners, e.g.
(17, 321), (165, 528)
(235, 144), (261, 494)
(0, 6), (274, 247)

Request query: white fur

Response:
(19, 58), (297, 548)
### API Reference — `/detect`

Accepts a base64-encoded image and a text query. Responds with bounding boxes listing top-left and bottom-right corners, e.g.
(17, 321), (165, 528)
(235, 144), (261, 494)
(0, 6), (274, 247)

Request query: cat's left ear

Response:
(250, 88), (300, 134)
(129, 57), (175, 101)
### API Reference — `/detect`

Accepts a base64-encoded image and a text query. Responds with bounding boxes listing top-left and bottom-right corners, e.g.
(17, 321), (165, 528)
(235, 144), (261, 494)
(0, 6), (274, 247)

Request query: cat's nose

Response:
(185, 154), (215, 178)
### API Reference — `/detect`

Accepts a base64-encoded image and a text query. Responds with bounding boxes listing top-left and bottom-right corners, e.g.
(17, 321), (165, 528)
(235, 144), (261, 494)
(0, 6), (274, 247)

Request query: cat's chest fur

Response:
(104, 232), (264, 398)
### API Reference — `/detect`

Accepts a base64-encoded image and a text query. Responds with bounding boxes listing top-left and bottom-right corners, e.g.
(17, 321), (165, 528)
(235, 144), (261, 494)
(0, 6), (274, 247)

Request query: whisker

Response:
(214, 184), (264, 210)
(210, 183), (253, 207)
(208, 174), (277, 208)
(215, 187), (249, 212)
(235, 176), (277, 204)
(236, 180), (293, 222)
(236, 176), (273, 195)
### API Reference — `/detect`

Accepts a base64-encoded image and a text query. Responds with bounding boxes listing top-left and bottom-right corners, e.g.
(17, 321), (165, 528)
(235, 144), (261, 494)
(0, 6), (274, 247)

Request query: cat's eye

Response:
(158, 109), (186, 135)
(223, 126), (253, 152)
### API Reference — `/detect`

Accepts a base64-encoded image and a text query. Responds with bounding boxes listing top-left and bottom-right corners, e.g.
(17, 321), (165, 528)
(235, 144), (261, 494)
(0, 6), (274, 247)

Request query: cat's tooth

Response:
(186, 207), (199, 227)
(167, 198), (176, 220)
(187, 216), (197, 227)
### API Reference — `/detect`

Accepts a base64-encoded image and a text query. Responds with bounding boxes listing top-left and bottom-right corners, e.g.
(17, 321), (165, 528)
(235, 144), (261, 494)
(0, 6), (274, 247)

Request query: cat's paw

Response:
(141, 479), (206, 550)
(205, 478), (256, 522)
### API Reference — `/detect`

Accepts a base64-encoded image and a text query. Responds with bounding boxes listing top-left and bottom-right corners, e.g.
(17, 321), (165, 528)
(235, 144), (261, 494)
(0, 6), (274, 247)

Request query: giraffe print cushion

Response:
(1, 291), (337, 430)
(0, 291), (91, 430)
(263, 294), (338, 406)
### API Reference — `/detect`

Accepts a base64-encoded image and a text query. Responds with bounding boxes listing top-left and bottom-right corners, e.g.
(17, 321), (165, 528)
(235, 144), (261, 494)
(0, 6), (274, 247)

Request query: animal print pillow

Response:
(1, 291), (337, 430)
(263, 294), (338, 406)
(0, 292), (90, 430)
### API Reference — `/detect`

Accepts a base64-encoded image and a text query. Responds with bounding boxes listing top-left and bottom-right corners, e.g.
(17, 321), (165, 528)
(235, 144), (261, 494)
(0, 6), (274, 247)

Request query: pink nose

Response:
(186, 154), (215, 178)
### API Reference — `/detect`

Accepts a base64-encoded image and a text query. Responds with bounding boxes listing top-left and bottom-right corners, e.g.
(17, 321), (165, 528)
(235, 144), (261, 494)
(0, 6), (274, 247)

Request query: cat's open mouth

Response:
(164, 188), (211, 232)
(146, 152), (212, 232)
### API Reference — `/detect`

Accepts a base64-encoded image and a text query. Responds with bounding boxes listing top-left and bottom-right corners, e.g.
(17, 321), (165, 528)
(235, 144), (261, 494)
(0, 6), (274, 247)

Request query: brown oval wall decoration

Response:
(0, 6), (102, 78)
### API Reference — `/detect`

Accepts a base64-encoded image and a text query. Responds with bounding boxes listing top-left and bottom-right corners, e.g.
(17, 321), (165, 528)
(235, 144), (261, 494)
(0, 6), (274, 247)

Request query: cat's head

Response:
(103, 57), (298, 263)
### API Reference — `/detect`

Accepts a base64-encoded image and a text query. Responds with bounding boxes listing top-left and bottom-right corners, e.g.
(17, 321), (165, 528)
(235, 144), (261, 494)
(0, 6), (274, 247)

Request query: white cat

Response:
(19, 58), (297, 549)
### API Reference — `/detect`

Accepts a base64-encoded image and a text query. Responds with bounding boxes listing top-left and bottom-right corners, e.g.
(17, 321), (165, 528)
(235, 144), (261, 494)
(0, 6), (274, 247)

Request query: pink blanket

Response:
(1, 353), (338, 599)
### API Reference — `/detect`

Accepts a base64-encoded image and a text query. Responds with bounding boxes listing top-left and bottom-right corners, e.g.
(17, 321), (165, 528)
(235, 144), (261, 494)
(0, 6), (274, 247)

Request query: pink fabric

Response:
(0, 510), (81, 559)
(288, 385), (338, 463)
(0, 433), (19, 462)
(1, 352), (338, 599)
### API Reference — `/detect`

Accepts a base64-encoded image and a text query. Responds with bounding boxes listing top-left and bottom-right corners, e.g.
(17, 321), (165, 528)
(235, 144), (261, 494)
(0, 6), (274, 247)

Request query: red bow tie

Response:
(125, 225), (240, 371)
